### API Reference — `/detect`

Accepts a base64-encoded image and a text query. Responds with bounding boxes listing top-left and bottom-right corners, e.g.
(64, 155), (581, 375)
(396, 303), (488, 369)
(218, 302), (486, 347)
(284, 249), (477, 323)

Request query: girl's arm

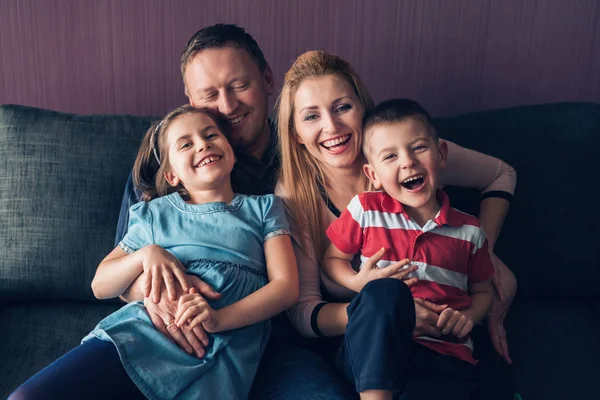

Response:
(92, 244), (189, 300)
(91, 246), (145, 299)
(203, 234), (299, 333)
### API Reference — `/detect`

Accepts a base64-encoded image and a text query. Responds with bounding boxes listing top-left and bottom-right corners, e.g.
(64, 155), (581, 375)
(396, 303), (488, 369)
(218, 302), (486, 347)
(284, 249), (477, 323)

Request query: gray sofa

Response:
(1, 103), (599, 399)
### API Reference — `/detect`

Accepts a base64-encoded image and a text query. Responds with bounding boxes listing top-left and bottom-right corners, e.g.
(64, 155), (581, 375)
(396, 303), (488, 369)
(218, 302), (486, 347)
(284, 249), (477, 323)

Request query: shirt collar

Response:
(379, 189), (463, 228)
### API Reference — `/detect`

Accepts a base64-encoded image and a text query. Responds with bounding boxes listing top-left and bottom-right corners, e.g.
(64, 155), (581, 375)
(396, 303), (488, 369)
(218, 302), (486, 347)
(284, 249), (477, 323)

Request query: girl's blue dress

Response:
(82, 193), (290, 400)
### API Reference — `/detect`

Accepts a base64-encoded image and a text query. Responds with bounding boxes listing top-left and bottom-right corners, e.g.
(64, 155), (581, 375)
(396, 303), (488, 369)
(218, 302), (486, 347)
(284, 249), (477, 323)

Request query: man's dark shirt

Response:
(114, 120), (279, 245)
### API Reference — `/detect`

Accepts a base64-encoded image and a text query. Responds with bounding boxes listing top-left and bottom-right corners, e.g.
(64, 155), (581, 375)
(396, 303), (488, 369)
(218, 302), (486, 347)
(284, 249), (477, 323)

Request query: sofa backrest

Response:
(436, 102), (600, 298)
(0, 105), (155, 301)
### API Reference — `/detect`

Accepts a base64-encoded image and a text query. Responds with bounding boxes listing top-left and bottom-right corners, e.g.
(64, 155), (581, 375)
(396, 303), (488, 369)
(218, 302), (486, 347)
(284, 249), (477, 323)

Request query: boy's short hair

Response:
(180, 24), (268, 77)
(362, 98), (438, 157)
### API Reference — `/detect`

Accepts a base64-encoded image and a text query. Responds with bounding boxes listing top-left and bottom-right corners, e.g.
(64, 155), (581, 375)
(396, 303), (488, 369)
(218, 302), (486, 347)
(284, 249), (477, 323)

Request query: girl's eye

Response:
(179, 142), (192, 150)
(383, 154), (396, 161)
(336, 104), (351, 113)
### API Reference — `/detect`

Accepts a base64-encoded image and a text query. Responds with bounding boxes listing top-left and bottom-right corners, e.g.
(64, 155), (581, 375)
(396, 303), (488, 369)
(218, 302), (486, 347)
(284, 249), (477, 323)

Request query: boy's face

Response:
(363, 118), (447, 211)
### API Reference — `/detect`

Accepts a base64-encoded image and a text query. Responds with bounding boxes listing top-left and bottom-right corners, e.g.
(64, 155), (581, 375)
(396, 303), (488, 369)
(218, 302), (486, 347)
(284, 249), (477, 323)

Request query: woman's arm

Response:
(202, 234), (299, 332)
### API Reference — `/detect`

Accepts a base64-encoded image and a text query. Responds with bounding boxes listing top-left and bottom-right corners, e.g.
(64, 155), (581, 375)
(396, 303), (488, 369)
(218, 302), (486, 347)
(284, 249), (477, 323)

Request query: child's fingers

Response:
(390, 263), (417, 279)
(152, 267), (162, 303)
(173, 267), (190, 293)
(441, 311), (461, 335)
(364, 247), (386, 269)
(451, 316), (467, 336)
(162, 271), (176, 301)
(436, 308), (453, 330)
(177, 304), (205, 327)
(187, 310), (211, 330)
(456, 320), (473, 339)
(144, 271), (152, 298)
(402, 277), (418, 287)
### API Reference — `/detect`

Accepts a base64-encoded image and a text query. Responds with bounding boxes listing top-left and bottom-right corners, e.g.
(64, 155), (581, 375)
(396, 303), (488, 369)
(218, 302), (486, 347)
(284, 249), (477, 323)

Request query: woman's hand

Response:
(487, 253), (516, 364)
(141, 244), (190, 303)
(175, 288), (220, 333)
(352, 248), (418, 292)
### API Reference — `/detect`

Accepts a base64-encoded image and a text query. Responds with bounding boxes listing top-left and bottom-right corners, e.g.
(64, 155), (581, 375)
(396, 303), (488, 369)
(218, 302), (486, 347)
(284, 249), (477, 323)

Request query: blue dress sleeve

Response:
(118, 201), (154, 253)
(261, 195), (291, 241)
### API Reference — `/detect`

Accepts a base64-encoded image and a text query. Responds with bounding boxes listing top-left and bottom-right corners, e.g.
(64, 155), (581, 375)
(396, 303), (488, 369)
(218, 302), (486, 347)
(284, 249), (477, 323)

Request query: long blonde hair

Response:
(276, 50), (374, 260)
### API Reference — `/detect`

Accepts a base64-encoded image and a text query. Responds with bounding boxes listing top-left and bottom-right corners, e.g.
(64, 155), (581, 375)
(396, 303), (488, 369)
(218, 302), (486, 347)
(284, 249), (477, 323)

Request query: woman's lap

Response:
(8, 338), (144, 400)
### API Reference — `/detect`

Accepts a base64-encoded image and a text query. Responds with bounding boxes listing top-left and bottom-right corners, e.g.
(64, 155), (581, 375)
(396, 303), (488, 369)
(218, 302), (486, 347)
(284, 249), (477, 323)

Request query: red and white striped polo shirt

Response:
(326, 190), (494, 364)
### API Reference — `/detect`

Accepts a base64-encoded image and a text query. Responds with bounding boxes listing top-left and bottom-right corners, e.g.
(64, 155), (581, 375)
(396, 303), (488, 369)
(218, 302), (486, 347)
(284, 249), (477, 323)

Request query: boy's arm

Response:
(323, 244), (360, 292)
(463, 279), (494, 325)
(208, 234), (299, 332)
(323, 245), (416, 294)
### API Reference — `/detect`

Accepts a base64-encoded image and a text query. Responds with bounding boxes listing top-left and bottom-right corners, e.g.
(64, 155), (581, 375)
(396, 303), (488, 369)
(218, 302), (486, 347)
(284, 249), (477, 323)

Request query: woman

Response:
(273, 51), (516, 398)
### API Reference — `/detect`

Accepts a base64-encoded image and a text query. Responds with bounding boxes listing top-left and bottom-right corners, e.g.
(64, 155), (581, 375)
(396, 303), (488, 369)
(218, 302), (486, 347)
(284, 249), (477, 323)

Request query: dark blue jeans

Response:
(337, 278), (475, 399)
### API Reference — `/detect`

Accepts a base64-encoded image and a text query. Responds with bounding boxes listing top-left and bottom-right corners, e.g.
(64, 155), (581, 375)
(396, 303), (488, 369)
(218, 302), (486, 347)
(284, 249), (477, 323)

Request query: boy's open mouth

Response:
(401, 174), (425, 190)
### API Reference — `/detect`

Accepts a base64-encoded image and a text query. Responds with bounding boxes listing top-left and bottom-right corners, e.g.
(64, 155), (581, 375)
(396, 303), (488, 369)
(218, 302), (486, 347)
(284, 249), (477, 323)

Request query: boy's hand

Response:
(352, 247), (418, 292)
(141, 244), (190, 303)
(436, 308), (474, 339)
(175, 288), (220, 333)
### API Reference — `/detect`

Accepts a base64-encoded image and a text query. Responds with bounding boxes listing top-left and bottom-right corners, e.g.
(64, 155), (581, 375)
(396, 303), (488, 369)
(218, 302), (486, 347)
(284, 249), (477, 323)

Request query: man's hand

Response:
(487, 253), (516, 364)
(142, 275), (221, 359)
(413, 298), (447, 338)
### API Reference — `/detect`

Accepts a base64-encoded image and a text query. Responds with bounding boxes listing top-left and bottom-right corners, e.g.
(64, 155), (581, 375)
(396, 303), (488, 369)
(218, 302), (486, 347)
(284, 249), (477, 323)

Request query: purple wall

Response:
(1, 0), (599, 117)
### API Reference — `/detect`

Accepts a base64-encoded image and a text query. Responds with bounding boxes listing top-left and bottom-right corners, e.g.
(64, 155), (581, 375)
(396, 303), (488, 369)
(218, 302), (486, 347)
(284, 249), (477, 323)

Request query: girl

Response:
(13, 105), (298, 400)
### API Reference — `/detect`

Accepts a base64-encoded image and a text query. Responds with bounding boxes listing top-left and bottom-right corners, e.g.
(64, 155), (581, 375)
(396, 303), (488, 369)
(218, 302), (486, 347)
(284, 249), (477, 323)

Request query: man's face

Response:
(184, 46), (273, 155)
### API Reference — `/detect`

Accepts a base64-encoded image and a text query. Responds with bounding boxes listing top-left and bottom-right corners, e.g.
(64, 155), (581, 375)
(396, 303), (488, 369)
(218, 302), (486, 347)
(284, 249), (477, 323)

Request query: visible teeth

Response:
(200, 156), (220, 166)
(322, 135), (350, 148)
(402, 174), (424, 184)
(228, 115), (245, 125)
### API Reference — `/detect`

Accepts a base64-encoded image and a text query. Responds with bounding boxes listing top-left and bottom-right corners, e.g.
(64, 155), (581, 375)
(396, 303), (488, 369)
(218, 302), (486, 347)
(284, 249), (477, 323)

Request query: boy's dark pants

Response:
(336, 278), (475, 400)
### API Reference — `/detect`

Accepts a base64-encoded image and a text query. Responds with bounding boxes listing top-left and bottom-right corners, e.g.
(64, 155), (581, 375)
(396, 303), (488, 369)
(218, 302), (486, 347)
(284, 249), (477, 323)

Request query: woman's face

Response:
(293, 74), (364, 170)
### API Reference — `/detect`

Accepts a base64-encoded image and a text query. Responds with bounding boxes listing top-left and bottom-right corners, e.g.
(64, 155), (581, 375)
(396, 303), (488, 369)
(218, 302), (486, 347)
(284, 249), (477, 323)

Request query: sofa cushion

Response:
(437, 103), (600, 297)
(0, 299), (121, 398)
(0, 105), (155, 301)
(505, 298), (600, 400)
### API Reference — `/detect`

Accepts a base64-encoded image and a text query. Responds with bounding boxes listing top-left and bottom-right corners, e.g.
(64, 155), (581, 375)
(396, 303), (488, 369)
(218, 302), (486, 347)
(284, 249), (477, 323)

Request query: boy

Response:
(324, 98), (494, 399)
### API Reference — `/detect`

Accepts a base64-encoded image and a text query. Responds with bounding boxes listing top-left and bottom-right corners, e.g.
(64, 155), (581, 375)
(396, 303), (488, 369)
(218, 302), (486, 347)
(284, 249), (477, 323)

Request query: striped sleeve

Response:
(467, 228), (495, 283)
(326, 194), (365, 255)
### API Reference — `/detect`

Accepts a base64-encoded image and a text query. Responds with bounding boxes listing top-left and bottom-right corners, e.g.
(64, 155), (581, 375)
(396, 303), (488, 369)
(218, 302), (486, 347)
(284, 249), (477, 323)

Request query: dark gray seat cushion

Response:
(506, 299), (600, 400)
(0, 105), (155, 301)
(0, 300), (121, 396)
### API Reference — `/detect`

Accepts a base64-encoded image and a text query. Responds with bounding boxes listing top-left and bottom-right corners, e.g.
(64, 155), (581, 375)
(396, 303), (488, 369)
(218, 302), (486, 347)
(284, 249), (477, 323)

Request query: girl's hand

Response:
(436, 308), (474, 339)
(352, 248), (418, 292)
(175, 288), (220, 333)
(141, 244), (190, 303)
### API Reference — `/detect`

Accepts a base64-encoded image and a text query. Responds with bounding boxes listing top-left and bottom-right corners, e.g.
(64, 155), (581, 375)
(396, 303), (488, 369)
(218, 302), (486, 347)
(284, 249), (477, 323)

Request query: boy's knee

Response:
(362, 278), (412, 304)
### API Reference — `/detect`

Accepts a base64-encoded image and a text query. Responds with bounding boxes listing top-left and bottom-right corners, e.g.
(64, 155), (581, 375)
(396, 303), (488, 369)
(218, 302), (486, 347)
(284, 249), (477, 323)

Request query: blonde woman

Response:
(275, 51), (516, 399)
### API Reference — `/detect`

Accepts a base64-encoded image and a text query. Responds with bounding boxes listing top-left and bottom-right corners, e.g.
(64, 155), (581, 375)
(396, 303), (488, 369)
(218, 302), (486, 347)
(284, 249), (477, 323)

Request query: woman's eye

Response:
(304, 114), (318, 122)
(336, 104), (351, 113)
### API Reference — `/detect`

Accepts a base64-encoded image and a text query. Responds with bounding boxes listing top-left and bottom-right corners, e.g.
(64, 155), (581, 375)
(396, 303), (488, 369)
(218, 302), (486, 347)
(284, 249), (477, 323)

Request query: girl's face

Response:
(293, 74), (365, 171)
(163, 112), (235, 193)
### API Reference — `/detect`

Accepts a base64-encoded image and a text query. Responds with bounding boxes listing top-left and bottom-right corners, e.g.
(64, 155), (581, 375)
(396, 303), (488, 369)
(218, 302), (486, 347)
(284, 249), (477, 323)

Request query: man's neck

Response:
(245, 121), (271, 160)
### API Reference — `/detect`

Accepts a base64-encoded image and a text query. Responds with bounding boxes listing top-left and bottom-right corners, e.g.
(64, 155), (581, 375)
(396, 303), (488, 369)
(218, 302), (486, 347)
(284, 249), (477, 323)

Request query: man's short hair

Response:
(180, 24), (268, 76)
(362, 98), (438, 157)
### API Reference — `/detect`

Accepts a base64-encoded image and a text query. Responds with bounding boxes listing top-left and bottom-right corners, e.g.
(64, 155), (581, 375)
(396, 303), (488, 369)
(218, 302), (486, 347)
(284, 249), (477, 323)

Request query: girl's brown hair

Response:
(275, 50), (374, 260)
(132, 105), (231, 202)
